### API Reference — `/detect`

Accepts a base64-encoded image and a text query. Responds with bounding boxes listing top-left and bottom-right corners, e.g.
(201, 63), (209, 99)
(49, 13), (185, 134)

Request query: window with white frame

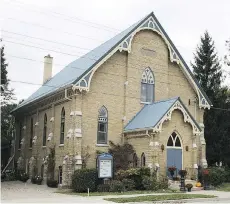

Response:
(167, 132), (181, 147)
(97, 106), (108, 144)
(141, 67), (155, 103)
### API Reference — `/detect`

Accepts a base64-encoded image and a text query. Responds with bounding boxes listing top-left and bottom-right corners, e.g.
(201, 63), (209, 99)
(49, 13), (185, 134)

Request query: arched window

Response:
(58, 166), (62, 184)
(133, 153), (138, 167)
(141, 153), (146, 167)
(60, 108), (65, 144)
(167, 132), (181, 147)
(30, 118), (33, 147)
(97, 106), (108, 144)
(43, 114), (47, 146)
(141, 67), (155, 103)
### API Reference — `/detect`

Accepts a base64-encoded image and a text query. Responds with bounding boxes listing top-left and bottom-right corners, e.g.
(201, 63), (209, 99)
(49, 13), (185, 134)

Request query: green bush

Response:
(110, 180), (123, 192)
(122, 179), (135, 191)
(208, 167), (226, 186)
(97, 184), (110, 192)
(47, 179), (58, 188)
(158, 176), (169, 189)
(115, 167), (151, 190)
(142, 176), (158, 191)
(72, 168), (98, 192)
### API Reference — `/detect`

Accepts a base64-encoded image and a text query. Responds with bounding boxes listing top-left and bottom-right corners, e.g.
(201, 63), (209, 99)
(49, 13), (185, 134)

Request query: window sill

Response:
(42, 146), (47, 148)
(59, 144), (64, 147)
(18, 149), (21, 151)
(29, 147), (32, 150)
(96, 144), (109, 147)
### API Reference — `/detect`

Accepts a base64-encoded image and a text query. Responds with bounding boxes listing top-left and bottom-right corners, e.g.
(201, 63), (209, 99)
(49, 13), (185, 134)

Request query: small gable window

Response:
(43, 114), (47, 146)
(141, 67), (155, 103)
(97, 106), (108, 144)
(60, 107), (65, 144)
(141, 152), (146, 167)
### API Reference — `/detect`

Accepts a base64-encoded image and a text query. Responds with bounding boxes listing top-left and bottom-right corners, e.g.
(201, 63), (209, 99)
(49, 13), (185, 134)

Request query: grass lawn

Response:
(104, 194), (216, 203)
(217, 183), (230, 192)
(56, 189), (180, 196)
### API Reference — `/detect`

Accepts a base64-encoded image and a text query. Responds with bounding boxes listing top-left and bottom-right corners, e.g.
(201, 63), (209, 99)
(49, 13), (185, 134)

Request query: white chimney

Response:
(43, 54), (53, 84)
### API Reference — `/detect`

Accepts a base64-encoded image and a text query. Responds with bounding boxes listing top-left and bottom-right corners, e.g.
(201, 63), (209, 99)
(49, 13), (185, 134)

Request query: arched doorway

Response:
(166, 132), (182, 178)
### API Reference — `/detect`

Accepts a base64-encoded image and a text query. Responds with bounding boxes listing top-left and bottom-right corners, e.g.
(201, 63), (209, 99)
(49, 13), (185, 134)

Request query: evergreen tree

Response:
(1, 45), (14, 105)
(192, 31), (223, 166)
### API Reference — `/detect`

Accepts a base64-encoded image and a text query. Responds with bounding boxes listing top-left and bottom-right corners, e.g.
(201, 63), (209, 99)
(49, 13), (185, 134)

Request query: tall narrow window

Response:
(141, 67), (155, 103)
(97, 106), (108, 144)
(19, 123), (22, 149)
(58, 166), (63, 184)
(43, 114), (47, 146)
(30, 118), (33, 148)
(41, 164), (44, 178)
(60, 108), (65, 144)
(141, 153), (146, 167)
(133, 153), (138, 167)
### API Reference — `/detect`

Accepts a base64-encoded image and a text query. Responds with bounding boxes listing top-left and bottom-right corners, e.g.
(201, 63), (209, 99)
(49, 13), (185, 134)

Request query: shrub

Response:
(72, 168), (98, 192)
(97, 184), (110, 192)
(47, 179), (58, 188)
(36, 176), (43, 185)
(115, 167), (151, 190)
(31, 176), (37, 184)
(208, 167), (226, 186)
(142, 176), (158, 191)
(158, 176), (169, 189)
(20, 173), (29, 182)
(109, 180), (123, 192)
(122, 179), (135, 191)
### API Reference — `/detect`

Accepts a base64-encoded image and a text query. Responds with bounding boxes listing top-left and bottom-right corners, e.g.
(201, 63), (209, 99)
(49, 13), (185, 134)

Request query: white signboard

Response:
(99, 159), (112, 178)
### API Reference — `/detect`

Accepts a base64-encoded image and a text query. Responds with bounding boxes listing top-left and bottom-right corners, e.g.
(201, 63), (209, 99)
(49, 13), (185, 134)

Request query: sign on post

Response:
(98, 153), (113, 178)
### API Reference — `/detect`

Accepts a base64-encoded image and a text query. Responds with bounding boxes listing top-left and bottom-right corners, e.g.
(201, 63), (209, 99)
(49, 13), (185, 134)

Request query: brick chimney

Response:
(43, 54), (53, 84)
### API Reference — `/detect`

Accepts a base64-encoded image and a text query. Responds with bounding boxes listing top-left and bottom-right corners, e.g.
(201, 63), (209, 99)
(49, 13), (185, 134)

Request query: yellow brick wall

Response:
(16, 29), (204, 177)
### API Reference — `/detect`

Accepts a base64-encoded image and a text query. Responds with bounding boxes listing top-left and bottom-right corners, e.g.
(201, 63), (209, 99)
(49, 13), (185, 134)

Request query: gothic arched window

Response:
(141, 152), (146, 167)
(97, 106), (108, 144)
(167, 132), (181, 147)
(43, 114), (47, 146)
(60, 107), (65, 144)
(141, 67), (155, 103)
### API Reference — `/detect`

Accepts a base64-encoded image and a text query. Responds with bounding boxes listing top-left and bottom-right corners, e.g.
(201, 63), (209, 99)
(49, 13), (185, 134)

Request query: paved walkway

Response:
(1, 181), (230, 203)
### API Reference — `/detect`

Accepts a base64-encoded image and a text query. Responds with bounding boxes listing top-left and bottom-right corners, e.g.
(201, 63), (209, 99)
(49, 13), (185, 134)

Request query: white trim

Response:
(96, 144), (109, 147)
(59, 144), (64, 147)
(153, 100), (201, 135)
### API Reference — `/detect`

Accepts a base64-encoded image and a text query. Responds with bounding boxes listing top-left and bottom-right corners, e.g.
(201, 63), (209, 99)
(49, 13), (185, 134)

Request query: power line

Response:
(2, 30), (93, 51)
(3, 0), (120, 33)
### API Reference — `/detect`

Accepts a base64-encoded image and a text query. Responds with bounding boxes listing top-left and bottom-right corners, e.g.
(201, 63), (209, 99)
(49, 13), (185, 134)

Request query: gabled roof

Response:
(13, 12), (211, 112)
(124, 97), (202, 135)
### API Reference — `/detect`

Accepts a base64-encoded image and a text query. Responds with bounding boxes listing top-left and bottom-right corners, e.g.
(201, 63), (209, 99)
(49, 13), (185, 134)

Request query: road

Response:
(1, 181), (230, 203)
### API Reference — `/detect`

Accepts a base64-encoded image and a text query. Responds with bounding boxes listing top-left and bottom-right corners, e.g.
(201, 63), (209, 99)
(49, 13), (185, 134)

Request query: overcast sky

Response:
(1, 0), (230, 102)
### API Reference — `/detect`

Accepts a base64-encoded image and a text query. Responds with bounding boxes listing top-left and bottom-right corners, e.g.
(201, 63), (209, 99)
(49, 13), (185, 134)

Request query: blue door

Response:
(167, 148), (182, 177)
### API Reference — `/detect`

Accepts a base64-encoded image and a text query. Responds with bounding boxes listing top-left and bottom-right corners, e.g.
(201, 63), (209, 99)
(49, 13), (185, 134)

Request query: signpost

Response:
(98, 153), (113, 181)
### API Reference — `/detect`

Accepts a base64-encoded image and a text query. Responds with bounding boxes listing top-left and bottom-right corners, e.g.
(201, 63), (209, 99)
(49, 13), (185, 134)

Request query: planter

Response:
(187, 188), (192, 192)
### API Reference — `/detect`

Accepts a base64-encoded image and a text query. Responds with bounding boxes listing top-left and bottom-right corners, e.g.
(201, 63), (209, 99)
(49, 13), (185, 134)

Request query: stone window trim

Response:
(141, 67), (155, 103)
(96, 144), (109, 147)
(42, 146), (47, 148)
(59, 144), (64, 147)
(97, 106), (108, 145)
(60, 107), (65, 145)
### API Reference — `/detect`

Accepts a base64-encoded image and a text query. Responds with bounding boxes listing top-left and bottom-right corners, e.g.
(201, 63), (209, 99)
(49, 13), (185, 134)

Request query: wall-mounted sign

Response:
(98, 153), (113, 178)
